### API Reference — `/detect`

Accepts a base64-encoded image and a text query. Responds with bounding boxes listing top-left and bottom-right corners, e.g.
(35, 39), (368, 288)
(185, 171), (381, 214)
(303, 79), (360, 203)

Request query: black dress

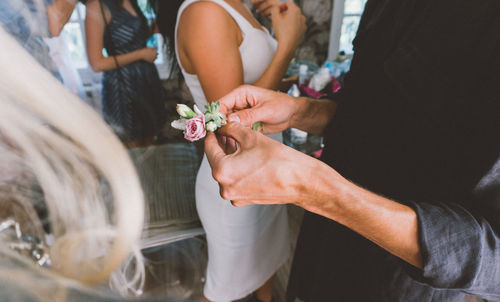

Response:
(287, 0), (500, 301)
(100, 0), (166, 142)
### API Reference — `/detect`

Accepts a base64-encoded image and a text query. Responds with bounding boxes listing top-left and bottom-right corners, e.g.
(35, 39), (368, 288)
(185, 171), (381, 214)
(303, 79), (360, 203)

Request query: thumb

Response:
(270, 4), (281, 20)
(218, 122), (255, 149)
(204, 132), (226, 169)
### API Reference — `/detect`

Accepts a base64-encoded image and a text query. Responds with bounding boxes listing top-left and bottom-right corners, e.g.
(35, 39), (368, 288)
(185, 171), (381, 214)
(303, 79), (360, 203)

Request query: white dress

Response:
(175, 1), (291, 301)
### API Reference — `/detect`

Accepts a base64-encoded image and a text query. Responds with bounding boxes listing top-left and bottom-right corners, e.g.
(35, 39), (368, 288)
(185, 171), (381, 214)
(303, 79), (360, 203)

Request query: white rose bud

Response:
(206, 121), (218, 132)
(176, 104), (196, 118)
(171, 118), (186, 130)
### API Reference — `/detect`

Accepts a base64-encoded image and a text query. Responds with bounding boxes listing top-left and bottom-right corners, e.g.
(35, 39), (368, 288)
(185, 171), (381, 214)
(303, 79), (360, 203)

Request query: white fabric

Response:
(175, 1), (291, 301)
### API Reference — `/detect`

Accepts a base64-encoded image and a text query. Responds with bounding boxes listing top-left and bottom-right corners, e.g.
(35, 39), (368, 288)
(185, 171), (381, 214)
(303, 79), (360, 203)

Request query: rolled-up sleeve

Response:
(406, 158), (500, 301)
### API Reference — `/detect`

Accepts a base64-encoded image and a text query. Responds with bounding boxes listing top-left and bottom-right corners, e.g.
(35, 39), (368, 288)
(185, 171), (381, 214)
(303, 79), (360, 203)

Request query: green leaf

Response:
(252, 122), (259, 131)
(252, 122), (264, 131)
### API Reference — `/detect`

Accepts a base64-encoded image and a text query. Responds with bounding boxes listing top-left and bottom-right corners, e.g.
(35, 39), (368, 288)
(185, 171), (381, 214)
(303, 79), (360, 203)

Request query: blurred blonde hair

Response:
(0, 7), (145, 299)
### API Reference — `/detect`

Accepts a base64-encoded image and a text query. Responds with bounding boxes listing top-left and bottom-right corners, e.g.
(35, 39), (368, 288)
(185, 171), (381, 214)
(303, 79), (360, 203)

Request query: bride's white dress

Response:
(175, 1), (291, 301)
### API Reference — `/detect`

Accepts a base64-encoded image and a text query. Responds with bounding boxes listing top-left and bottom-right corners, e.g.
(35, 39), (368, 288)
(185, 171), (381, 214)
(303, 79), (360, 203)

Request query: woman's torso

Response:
(101, 0), (149, 55)
(99, 0), (166, 141)
(175, 0), (278, 109)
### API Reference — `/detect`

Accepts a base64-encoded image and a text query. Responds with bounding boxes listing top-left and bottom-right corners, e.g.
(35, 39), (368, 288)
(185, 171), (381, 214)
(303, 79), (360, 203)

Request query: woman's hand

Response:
(271, 0), (306, 55)
(252, 0), (287, 18)
(140, 47), (158, 63)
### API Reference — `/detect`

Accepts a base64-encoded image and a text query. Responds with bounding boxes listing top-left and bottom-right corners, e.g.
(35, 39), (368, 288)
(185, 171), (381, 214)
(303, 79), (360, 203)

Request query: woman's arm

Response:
(177, 1), (305, 102)
(253, 1), (305, 89)
(47, 0), (79, 37)
(177, 1), (242, 102)
(85, 0), (157, 72)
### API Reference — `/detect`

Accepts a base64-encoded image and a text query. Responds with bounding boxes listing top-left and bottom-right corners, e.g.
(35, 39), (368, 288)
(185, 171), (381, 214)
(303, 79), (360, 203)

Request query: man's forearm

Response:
(295, 160), (423, 268)
(291, 97), (337, 136)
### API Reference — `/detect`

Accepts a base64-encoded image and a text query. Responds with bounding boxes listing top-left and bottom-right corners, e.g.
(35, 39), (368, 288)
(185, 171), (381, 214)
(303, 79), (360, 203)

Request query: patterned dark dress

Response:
(100, 0), (166, 142)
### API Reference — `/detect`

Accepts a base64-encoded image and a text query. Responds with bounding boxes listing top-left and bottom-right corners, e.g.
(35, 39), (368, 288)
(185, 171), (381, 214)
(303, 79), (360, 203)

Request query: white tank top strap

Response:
(205, 0), (254, 32)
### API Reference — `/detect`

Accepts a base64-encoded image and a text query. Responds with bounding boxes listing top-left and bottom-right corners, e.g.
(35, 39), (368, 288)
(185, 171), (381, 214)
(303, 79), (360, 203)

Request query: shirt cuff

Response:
(404, 201), (483, 289)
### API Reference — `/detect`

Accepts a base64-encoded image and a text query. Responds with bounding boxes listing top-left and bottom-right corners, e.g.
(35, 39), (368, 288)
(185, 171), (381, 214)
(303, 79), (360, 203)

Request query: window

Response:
(61, 1), (170, 78)
(328, 0), (367, 59)
(62, 3), (88, 69)
(338, 0), (367, 54)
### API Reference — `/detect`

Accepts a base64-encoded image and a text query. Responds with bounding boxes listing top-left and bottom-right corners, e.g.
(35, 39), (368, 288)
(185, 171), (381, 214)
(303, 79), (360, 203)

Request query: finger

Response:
(218, 122), (255, 149)
(286, 0), (298, 9)
(218, 85), (265, 115)
(218, 134), (227, 151)
(257, 2), (273, 14)
(251, 0), (265, 7)
(228, 108), (259, 128)
(204, 132), (226, 170)
(260, 6), (274, 17)
(228, 99), (276, 129)
(230, 200), (254, 207)
(225, 137), (238, 154)
(279, 1), (288, 12)
(270, 4), (281, 19)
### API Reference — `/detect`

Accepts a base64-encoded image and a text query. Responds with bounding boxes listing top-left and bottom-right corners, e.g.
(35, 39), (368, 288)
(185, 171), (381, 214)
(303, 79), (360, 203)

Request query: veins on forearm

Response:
(293, 97), (337, 136)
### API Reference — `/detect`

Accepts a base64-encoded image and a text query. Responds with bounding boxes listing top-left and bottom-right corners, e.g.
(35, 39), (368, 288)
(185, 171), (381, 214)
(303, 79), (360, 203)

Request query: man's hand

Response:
(205, 121), (342, 207)
(205, 122), (423, 268)
(218, 85), (303, 134)
(218, 85), (338, 136)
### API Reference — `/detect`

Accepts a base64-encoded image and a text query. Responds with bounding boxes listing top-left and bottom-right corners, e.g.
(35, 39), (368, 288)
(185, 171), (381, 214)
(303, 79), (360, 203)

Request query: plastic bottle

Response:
(298, 64), (308, 85)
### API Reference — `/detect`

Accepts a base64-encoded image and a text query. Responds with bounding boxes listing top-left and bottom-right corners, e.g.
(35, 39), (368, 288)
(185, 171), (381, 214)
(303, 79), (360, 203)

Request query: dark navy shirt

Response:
(287, 0), (500, 301)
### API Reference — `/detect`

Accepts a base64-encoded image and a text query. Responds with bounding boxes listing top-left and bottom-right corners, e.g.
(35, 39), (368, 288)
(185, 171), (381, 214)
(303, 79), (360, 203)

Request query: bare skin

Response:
(177, 1), (305, 301)
(47, 0), (79, 37)
(205, 85), (423, 269)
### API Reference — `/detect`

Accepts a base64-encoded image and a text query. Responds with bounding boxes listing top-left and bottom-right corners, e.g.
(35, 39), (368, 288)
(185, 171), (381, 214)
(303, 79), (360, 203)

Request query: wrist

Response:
(289, 96), (310, 129)
(136, 48), (146, 59)
(293, 157), (351, 221)
(276, 42), (296, 62)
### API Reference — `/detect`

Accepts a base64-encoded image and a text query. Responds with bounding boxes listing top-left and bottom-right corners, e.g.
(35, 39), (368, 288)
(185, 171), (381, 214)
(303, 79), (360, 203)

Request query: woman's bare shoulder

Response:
(178, 1), (235, 31)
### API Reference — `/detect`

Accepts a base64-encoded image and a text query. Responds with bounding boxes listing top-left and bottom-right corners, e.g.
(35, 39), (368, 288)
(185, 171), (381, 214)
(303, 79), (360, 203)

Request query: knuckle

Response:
(212, 163), (232, 184)
(226, 122), (238, 132)
(212, 166), (226, 183)
(242, 110), (255, 123)
(220, 187), (233, 200)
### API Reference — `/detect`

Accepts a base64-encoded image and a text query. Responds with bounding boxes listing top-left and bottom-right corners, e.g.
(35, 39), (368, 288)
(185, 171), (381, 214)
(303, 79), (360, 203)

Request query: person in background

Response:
(85, 0), (166, 147)
(204, 0), (500, 301)
(47, 0), (87, 37)
(150, 0), (305, 301)
(0, 0), (64, 76)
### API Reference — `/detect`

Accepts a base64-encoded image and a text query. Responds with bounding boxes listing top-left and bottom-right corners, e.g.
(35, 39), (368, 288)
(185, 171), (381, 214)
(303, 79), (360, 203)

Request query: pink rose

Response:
(184, 115), (206, 142)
